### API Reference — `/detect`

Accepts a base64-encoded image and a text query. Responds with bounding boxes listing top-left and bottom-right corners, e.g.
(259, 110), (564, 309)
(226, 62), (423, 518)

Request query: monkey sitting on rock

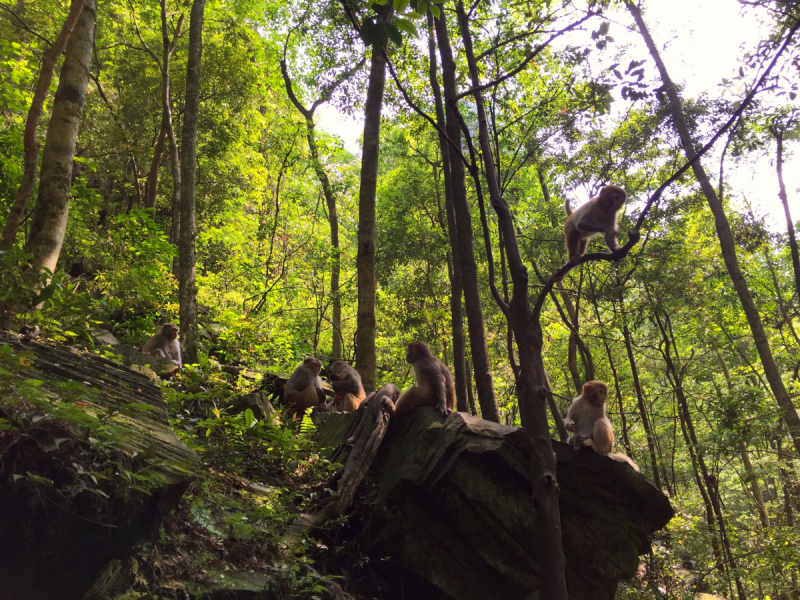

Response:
(565, 380), (640, 472)
(329, 360), (366, 412)
(394, 341), (456, 417)
(142, 323), (182, 367)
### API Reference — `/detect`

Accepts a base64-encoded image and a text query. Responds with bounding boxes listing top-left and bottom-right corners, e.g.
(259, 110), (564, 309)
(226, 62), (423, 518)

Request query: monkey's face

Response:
(304, 357), (322, 375)
(583, 380), (608, 406)
(599, 185), (627, 211)
(406, 342), (430, 363)
(163, 324), (178, 341)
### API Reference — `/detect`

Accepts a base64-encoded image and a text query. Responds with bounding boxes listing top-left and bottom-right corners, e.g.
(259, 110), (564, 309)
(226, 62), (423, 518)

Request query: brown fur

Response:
(329, 360), (366, 412)
(564, 380), (614, 454)
(563, 185), (627, 260)
(284, 357), (326, 418)
(394, 342), (456, 417)
(141, 323), (182, 367)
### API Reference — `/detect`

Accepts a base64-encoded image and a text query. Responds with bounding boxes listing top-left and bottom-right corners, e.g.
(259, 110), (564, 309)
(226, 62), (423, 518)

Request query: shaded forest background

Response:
(2, 0), (800, 597)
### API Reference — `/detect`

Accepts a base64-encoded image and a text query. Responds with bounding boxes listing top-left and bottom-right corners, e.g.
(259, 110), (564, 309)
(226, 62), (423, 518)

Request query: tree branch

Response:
(455, 12), (597, 100)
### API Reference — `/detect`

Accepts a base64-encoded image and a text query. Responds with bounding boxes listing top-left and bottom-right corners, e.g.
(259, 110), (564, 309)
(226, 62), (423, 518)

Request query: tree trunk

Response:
(772, 128), (800, 300)
(355, 14), (390, 394)
(589, 293), (632, 456)
(427, 10), (468, 411)
(629, 1), (800, 458)
(162, 0), (181, 249)
(656, 313), (737, 589)
(717, 350), (771, 528)
(1, 0), (86, 249)
(617, 289), (663, 489)
(23, 0), (95, 274)
(465, 358), (477, 415)
(435, 8), (499, 422)
(143, 121), (166, 211)
(178, 0), (204, 365)
(455, 2), (567, 597)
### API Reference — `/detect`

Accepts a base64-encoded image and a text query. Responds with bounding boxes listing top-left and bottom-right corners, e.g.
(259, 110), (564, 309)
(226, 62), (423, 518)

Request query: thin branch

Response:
(455, 12), (597, 100)
(476, 24), (548, 62)
(0, 3), (52, 45)
(384, 52), (471, 170)
(128, 0), (162, 72)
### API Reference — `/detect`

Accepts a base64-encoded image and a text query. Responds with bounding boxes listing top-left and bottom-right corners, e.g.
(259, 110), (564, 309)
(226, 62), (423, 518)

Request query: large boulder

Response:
(0, 332), (199, 600)
(314, 408), (673, 600)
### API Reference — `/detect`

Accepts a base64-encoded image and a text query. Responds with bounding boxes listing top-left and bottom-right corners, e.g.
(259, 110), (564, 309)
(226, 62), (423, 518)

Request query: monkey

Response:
(141, 323), (182, 367)
(284, 356), (327, 418)
(564, 380), (614, 454)
(563, 185), (628, 261)
(329, 360), (366, 412)
(19, 324), (40, 343)
(393, 342), (456, 418)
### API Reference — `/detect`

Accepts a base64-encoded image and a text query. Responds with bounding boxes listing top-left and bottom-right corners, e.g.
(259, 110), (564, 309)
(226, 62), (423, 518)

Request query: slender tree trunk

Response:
(355, 11), (390, 393)
(427, 11), (467, 410)
(159, 0), (183, 272)
(717, 350), (771, 528)
(435, 8), (499, 421)
(455, 2), (566, 597)
(465, 358), (477, 415)
(308, 123), (343, 360)
(772, 128), (800, 299)
(629, 1), (800, 458)
(178, 0), (204, 364)
(23, 0), (95, 274)
(143, 121), (166, 211)
(589, 293), (632, 456)
(617, 289), (663, 488)
(1, 0), (86, 248)
(656, 313), (739, 592)
(125, 155), (142, 213)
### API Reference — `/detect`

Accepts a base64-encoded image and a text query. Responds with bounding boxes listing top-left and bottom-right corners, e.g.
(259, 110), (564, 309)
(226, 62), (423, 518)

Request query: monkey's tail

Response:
(564, 198), (573, 216)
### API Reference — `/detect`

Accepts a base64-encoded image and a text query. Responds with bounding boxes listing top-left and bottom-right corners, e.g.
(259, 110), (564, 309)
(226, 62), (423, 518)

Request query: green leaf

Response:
(407, 10), (422, 18)
(393, 0), (410, 10)
(394, 17), (416, 35)
(429, 3), (440, 18)
(244, 408), (257, 428)
(386, 23), (403, 46)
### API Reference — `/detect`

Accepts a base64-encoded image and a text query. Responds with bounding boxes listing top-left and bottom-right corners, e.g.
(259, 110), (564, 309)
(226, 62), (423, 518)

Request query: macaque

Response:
(563, 185), (628, 261)
(564, 380), (614, 454)
(329, 360), (366, 412)
(141, 323), (182, 367)
(394, 342), (456, 417)
(19, 324), (40, 343)
(284, 356), (327, 418)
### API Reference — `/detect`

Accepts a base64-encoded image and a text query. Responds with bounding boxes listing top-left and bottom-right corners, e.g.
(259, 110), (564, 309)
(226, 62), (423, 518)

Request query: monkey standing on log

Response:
(394, 342), (456, 417)
(329, 360), (366, 412)
(563, 185), (628, 261)
(284, 357), (327, 418)
(142, 323), (182, 367)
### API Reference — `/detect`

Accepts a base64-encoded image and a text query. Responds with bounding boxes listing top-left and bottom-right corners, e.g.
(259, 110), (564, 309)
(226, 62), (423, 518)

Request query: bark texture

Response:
(427, 11), (468, 411)
(1, 0), (86, 248)
(455, 2), (566, 596)
(435, 9), (499, 422)
(23, 0), (95, 274)
(355, 32), (388, 393)
(629, 1), (800, 458)
(178, 0), (205, 364)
